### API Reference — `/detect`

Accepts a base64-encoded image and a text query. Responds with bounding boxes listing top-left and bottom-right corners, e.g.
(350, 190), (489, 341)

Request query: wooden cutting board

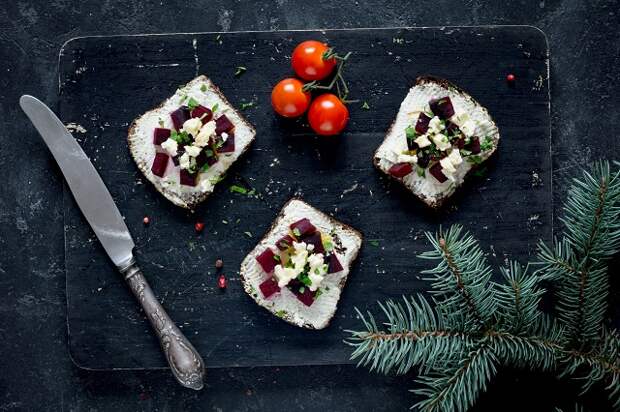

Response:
(58, 26), (552, 369)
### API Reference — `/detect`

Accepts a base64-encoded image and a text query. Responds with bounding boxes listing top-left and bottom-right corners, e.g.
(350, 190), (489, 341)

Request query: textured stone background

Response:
(0, 1), (618, 411)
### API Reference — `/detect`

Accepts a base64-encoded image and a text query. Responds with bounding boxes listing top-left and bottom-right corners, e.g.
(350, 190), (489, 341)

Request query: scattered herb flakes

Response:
(416, 166), (426, 177)
(480, 136), (494, 151)
(179, 94), (189, 103)
(212, 103), (219, 113)
(187, 97), (200, 110)
(361, 101), (370, 110)
(239, 101), (255, 111)
(200, 163), (210, 172)
(158, 118), (165, 127)
(369, 239), (380, 247)
(229, 185), (249, 195)
(234, 66), (247, 77)
(292, 228), (301, 237)
(315, 289), (323, 299)
(200, 84), (208, 92)
(275, 310), (287, 318)
(210, 174), (227, 185)
(244, 231), (253, 238)
(467, 155), (484, 165)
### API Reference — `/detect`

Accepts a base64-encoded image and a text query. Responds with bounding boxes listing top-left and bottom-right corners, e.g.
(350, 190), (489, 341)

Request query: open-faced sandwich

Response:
(373, 76), (500, 208)
(128, 75), (256, 209)
(240, 198), (362, 330)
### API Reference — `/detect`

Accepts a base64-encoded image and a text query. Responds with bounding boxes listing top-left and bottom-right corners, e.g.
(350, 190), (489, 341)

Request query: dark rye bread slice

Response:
(373, 76), (500, 208)
(239, 198), (363, 330)
(128, 75), (256, 209)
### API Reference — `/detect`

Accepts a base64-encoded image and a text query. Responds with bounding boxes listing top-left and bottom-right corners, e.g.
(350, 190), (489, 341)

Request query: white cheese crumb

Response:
(221, 132), (229, 142)
(460, 120), (477, 137)
(182, 117), (202, 137)
(414, 134), (432, 148)
(307, 253), (327, 291)
(440, 157), (456, 175)
(451, 111), (470, 127)
(195, 120), (216, 147)
(185, 145), (202, 157)
(179, 152), (191, 170)
(428, 116), (444, 133)
(432, 133), (451, 151)
(160, 138), (178, 157)
(397, 153), (418, 164)
(447, 149), (463, 166)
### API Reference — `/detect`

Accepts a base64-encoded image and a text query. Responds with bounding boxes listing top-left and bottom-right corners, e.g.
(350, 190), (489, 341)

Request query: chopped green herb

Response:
(292, 228), (301, 237)
(179, 94), (188, 103)
(323, 240), (334, 251)
(244, 231), (252, 238)
(369, 239), (380, 247)
(361, 101), (370, 110)
(275, 310), (287, 318)
(170, 130), (192, 145)
(467, 155), (484, 165)
(200, 84), (208, 92)
(314, 289), (323, 299)
(405, 125), (417, 142)
(298, 286), (306, 294)
(239, 101), (255, 110)
(480, 136), (494, 151)
(234, 66), (247, 77)
(210, 174), (227, 185)
(187, 97), (200, 110)
(211, 103), (219, 113)
(200, 163), (210, 172)
(273, 254), (281, 262)
(416, 166), (426, 177)
(298, 273), (312, 286)
(158, 118), (165, 127)
(205, 149), (214, 157)
(229, 185), (249, 195)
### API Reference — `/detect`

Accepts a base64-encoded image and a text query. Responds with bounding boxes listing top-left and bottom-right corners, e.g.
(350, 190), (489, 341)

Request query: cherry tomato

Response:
(291, 40), (337, 81)
(271, 78), (311, 118)
(307, 94), (349, 136)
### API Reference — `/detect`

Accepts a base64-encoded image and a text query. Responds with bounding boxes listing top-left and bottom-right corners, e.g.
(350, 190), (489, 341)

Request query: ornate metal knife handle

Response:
(119, 258), (205, 390)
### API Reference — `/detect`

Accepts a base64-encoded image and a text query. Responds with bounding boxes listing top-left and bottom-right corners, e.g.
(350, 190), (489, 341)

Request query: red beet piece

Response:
(295, 287), (316, 306)
(445, 121), (460, 137)
(468, 137), (481, 154)
(290, 218), (316, 238)
(259, 277), (280, 298)
(325, 253), (344, 274)
(388, 162), (413, 178)
(276, 234), (295, 250)
(153, 128), (171, 145)
(215, 115), (234, 135)
(191, 105), (213, 123)
(302, 232), (325, 254)
(415, 112), (431, 134)
(256, 248), (277, 274)
(151, 152), (169, 177)
(429, 96), (455, 119)
(429, 162), (448, 183)
(179, 169), (197, 186)
(170, 107), (190, 131)
(218, 133), (235, 153)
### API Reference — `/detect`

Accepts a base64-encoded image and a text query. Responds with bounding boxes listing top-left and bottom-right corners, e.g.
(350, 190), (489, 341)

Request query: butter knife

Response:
(19, 95), (205, 390)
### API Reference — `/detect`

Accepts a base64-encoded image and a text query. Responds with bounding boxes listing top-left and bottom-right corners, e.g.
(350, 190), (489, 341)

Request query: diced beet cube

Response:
(325, 253), (344, 274)
(179, 169), (197, 186)
(153, 128), (171, 145)
(295, 287), (316, 306)
(389, 162), (413, 178)
(191, 105), (213, 123)
(290, 218), (316, 238)
(429, 162), (448, 183)
(170, 107), (190, 131)
(218, 133), (235, 153)
(430, 96), (455, 119)
(445, 121), (460, 137)
(195, 150), (207, 168)
(456, 137), (466, 149)
(256, 248), (277, 274)
(206, 150), (218, 166)
(276, 234), (295, 250)
(151, 152), (169, 177)
(259, 277), (280, 298)
(302, 232), (325, 254)
(468, 137), (481, 154)
(417, 152), (430, 168)
(415, 112), (431, 134)
(215, 115), (234, 135)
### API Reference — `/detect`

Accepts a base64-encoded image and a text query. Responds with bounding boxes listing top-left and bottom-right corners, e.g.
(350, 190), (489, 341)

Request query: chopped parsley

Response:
(480, 136), (494, 151)
(467, 155), (484, 165)
(298, 272), (312, 286)
(298, 286), (306, 294)
(200, 84), (208, 92)
(314, 289), (323, 299)
(239, 101), (255, 110)
(170, 130), (191, 145)
(405, 125), (417, 143)
(229, 185), (249, 195)
(158, 118), (165, 127)
(234, 66), (247, 77)
(361, 101), (370, 110)
(211, 103), (219, 113)
(416, 166), (426, 177)
(209, 174), (227, 185)
(187, 97), (200, 110)
(273, 254), (281, 262)
(200, 163), (210, 172)
(275, 310), (287, 318)
(292, 228), (301, 238)
(369, 239), (380, 247)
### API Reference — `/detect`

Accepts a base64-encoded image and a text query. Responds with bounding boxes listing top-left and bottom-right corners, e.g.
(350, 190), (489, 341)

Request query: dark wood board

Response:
(58, 27), (552, 370)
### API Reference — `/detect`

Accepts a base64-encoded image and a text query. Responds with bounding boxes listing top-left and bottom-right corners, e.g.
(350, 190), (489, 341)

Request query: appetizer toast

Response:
(128, 75), (256, 209)
(374, 76), (500, 208)
(240, 199), (363, 330)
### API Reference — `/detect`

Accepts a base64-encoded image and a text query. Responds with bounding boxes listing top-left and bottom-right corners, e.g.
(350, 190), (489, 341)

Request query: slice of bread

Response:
(128, 75), (256, 209)
(240, 198), (363, 330)
(373, 76), (500, 208)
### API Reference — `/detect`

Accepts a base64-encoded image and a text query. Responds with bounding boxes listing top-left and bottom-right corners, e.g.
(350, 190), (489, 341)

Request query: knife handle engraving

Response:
(120, 260), (205, 390)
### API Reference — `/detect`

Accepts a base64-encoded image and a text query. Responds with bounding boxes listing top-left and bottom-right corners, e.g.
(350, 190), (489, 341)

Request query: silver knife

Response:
(19, 95), (205, 390)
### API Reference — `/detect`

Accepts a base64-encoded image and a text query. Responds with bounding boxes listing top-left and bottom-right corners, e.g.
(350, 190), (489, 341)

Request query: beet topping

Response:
(325, 253), (343, 274)
(151, 152), (169, 177)
(290, 218), (316, 238)
(256, 248), (277, 274)
(417, 152), (430, 168)
(388, 162), (413, 178)
(190, 105), (213, 124)
(276, 234), (295, 250)
(415, 112), (431, 134)
(429, 162), (448, 183)
(445, 121), (460, 137)
(153, 128), (171, 145)
(215, 115), (234, 135)
(302, 232), (325, 255)
(179, 169), (197, 186)
(218, 133), (235, 153)
(259, 277), (280, 298)
(287, 279), (316, 306)
(468, 137), (481, 154)
(170, 106), (190, 131)
(429, 96), (455, 119)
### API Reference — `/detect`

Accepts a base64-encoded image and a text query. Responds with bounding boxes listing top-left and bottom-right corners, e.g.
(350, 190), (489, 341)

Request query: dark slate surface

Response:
(60, 27), (551, 370)
(1, 1), (619, 411)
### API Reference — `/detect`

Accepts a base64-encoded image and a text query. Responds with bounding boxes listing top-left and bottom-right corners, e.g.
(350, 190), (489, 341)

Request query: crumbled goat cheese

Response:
(185, 145), (202, 157)
(182, 118), (203, 137)
(432, 133), (451, 151)
(161, 138), (178, 157)
(415, 134), (432, 148)
(195, 120), (216, 147)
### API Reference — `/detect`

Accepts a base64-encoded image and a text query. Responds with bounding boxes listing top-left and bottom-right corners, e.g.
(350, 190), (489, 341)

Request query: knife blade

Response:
(20, 95), (205, 390)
